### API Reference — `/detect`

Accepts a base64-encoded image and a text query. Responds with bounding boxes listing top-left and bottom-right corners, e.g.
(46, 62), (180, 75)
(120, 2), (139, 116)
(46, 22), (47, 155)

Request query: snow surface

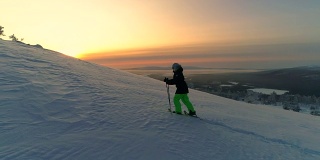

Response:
(1, 39), (320, 160)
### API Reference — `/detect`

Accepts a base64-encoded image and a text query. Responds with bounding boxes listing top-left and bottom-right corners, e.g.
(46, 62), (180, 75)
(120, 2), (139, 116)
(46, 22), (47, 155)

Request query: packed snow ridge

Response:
(1, 39), (320, 160)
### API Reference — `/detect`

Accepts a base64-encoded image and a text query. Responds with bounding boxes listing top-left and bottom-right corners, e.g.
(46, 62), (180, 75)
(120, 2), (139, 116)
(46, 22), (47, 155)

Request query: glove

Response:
(164, 77), (168, 82)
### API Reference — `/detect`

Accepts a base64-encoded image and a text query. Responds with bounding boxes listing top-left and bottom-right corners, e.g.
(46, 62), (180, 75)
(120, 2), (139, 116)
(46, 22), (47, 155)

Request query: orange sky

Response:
(2, 0), (320, 69)
(81, 43), (320, 69)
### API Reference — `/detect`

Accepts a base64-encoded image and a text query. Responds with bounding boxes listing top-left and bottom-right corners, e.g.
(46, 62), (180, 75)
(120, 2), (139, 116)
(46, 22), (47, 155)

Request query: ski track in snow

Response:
(1, 40), (320, 160)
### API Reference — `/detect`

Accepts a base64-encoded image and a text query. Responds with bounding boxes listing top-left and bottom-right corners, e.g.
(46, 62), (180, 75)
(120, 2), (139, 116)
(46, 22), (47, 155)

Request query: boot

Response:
(188, 111), (196, 116)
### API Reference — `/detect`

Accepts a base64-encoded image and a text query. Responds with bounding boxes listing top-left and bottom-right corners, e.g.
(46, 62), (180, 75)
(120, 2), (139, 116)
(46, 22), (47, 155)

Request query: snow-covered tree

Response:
(312, 95), (317, 103)
(0, 26), (5, 37)
(268, 92), (277, 104)
(9, 34), (18, 41)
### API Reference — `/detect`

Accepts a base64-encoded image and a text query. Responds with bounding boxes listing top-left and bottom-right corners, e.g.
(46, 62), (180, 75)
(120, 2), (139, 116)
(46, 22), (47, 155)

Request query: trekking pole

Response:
(166, 83), (172, 113)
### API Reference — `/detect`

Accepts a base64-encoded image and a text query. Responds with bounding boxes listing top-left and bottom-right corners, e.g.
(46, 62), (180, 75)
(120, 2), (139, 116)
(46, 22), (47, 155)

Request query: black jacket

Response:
(166, 67), (189, 94)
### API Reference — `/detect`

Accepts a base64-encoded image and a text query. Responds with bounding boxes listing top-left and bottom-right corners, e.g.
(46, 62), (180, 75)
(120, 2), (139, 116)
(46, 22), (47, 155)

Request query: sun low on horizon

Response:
(2, 0), (320, 69)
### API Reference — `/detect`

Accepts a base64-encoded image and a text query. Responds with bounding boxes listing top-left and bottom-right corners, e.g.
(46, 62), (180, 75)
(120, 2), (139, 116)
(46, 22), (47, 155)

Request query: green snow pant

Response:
(173, 94), (195, 113)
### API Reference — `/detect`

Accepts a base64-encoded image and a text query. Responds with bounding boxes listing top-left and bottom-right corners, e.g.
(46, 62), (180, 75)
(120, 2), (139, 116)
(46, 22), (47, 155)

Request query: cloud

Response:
(82, 42), (320, 69)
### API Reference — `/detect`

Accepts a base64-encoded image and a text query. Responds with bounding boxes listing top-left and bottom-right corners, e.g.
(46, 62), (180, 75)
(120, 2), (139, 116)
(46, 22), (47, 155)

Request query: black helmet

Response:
(172, 63), (181, 71)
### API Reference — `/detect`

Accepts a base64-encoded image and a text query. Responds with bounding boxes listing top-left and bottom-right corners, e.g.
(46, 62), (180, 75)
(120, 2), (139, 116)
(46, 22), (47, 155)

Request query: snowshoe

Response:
(168, 108), (182, 115)
(172, 111), (182, 115)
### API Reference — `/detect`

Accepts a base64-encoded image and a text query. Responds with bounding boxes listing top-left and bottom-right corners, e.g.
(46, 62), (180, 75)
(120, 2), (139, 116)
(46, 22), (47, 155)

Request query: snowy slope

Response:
(1, 39), (320, 160)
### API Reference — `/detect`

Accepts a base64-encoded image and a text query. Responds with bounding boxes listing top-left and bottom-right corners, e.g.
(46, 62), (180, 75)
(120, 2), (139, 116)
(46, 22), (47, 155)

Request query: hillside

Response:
(1, 39), (320, 160)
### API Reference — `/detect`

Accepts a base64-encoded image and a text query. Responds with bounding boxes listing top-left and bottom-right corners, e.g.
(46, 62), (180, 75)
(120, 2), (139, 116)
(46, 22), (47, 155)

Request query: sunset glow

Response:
(2, 0), (320, 69)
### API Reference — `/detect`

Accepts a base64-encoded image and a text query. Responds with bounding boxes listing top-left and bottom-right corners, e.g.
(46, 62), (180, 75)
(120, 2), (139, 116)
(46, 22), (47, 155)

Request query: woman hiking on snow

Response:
(164, 63), (196, 116)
